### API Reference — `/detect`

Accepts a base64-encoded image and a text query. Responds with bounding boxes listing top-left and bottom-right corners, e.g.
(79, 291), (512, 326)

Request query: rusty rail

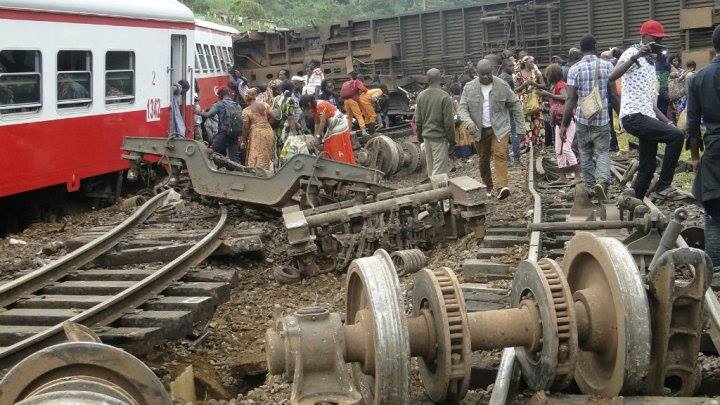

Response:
(490, 147), (542, 404)
(0, 201), (228, 370)
(0, 189), (171, 308)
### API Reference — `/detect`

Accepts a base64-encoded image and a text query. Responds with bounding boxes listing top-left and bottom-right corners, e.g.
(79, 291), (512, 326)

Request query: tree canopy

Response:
(182, 0), (483, 30)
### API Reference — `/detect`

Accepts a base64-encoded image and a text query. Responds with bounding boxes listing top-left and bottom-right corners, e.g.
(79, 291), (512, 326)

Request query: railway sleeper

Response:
(265, 232), (711, 403)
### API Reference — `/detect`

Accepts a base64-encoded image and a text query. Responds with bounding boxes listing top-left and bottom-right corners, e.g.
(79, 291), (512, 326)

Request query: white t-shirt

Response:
(480, 83), (492, 128)
(618, 46), (659, 119)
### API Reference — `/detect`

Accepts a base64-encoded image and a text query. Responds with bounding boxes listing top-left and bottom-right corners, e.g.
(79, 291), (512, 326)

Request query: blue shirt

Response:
(566, 54), (614, 126)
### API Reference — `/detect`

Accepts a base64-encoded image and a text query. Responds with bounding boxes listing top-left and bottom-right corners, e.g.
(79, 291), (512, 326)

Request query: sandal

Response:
(651, 186), (686, 202)
(548, 179), (568, 186)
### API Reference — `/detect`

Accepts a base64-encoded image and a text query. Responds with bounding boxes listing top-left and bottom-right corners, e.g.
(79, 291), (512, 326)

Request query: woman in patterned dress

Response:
(242, 88), (275, 171)
(515, 56), (546, 151)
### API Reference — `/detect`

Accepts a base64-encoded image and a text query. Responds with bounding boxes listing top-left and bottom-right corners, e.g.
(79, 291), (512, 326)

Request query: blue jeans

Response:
(575, 122), (611, 190)
(707, 212), (720, 271)
(211, 131), (241, 163)
(509, 119), (520, 161)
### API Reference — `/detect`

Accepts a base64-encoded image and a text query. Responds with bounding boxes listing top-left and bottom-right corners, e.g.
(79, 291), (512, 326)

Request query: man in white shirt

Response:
(458, 59), (525, 200)
(609, 20), (684, 201)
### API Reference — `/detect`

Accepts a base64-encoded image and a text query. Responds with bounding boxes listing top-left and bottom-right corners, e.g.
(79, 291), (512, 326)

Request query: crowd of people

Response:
(186, 63), (391, 173)
(174, 19), (718, 269)
(413, 19), (719, 268)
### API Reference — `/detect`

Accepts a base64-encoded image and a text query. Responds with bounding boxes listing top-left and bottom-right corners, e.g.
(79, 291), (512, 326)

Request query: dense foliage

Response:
(182, 0), (484, 30)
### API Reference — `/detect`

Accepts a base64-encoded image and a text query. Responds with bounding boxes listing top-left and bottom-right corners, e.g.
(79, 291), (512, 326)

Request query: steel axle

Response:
(266, 233), (653, 404)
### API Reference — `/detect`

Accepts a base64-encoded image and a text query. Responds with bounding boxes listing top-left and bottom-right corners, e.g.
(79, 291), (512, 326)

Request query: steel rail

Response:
(0, 205), (228, 370)
(0, 189), (171, 309)
(490, 147), (542, 404)
(491, 154), (720, 403)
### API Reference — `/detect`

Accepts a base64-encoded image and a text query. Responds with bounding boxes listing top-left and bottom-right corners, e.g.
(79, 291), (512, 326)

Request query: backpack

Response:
(220, 99), (243, 138)
(340, 81), (356, 100)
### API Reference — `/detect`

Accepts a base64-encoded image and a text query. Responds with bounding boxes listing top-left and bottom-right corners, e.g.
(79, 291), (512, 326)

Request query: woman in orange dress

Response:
(242, 88), (275, 171)
(299, 95), (356, 164)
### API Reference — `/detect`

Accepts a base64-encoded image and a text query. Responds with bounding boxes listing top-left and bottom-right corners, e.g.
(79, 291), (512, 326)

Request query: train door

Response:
(170, 35), (187, 118)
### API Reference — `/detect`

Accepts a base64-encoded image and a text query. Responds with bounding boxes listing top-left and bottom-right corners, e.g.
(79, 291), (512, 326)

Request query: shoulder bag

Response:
(578, 59), (604, 120)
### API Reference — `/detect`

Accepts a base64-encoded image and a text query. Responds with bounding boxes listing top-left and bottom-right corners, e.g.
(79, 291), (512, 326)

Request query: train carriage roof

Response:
(0, 0), (194, 23)
(195, 18), (239, 35)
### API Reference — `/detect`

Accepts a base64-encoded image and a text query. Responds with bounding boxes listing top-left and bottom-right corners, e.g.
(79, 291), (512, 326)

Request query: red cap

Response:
(640, 20), (667, 38)
(216, 86), (230, 96)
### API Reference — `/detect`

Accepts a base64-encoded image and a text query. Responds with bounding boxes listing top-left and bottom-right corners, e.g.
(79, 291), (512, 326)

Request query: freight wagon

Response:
(233, 0), (719, 114)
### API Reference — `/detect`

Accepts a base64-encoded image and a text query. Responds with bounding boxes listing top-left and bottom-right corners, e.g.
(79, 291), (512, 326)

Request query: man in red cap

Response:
(609, 20), (684, 201)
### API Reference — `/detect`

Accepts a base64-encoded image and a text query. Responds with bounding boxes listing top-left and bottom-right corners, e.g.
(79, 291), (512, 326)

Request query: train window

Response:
(203, 45), (215, 72)
(222, 47), (232, 70)
(210, 46), (221, 73)
(0, 49), (42, 115)
(105, 51), (135, 105)
(226, 47), (233, 67)
(218, 47), (227, 72)
(57, 50), (92, 109)
(196, 44), (208, 73)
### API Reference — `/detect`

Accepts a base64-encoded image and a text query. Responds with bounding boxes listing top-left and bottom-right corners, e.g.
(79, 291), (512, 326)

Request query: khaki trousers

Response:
(424, 138), (450, 177)
(344, 99), (365, 129)
(474, 127), (509, 191)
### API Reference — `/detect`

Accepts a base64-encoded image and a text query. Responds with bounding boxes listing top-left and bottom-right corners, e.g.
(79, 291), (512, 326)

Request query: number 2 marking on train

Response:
(151, 71), (157, 85)
(146, 98), (161, 122)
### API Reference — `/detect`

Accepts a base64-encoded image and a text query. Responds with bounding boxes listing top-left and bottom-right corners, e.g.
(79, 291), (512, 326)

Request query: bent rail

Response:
(0, 203), (228, 370)
(0, 189), (171, 308)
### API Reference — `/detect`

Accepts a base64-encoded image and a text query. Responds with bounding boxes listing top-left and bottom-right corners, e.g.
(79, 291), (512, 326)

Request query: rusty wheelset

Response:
(265, 232), (670, 404)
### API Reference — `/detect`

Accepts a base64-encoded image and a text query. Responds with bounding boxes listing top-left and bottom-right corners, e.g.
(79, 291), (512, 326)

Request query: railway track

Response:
(483, 150), (720, 403)
(0, 190), (231, 371)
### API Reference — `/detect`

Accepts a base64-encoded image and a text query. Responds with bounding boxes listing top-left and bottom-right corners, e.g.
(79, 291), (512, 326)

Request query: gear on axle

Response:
(510, 259), (578, 391)
(412, 267), (471, 402)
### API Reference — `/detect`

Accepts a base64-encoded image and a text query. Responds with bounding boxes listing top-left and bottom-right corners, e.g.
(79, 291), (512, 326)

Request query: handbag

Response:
(578, 59), (604, 120)
(268, 96), (286, 129)
(523, 91), (541, 116)
(668, 75), (687, 101)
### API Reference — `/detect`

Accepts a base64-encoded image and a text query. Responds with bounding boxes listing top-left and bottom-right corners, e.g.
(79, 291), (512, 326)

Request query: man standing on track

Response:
(686, 25), (720, 270)
(560, 34), (618, 200)
(609, 20), (685, 201)
(458, 59), (524, 201)
(414, 68), (456, 178)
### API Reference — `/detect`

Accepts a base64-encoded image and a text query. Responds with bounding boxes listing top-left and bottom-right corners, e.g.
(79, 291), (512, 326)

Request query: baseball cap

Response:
(640, 20), (667, 38)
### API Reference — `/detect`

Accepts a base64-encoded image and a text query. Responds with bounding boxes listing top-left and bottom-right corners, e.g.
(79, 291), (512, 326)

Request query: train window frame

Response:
(196, 44), (208, 73)
(217, 46), (227, 72)
(0, 49), (42, 116)
(203, 45), (215, 72)
(104, 51), (135, 106)
(221, 47), (231, 71)
(56, 50), (92, 110)
(225, 47), (233, 68)
(210, 46), (221, 73)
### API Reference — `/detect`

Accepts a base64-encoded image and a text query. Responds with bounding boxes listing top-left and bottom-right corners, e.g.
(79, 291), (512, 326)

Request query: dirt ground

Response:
(1, 148), (716, 404)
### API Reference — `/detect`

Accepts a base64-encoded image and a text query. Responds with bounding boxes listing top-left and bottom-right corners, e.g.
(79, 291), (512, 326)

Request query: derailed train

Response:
(233, 0), (719, 115)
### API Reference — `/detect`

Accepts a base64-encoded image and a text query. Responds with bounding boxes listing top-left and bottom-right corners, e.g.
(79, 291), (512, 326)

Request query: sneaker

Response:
(497, 187), (510, 200)
(594, 184), (607, 201)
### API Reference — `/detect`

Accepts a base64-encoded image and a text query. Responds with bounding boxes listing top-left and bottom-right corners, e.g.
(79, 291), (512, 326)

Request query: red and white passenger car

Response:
(193, 18), (238, 111)
(0, 0), (237, 229)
